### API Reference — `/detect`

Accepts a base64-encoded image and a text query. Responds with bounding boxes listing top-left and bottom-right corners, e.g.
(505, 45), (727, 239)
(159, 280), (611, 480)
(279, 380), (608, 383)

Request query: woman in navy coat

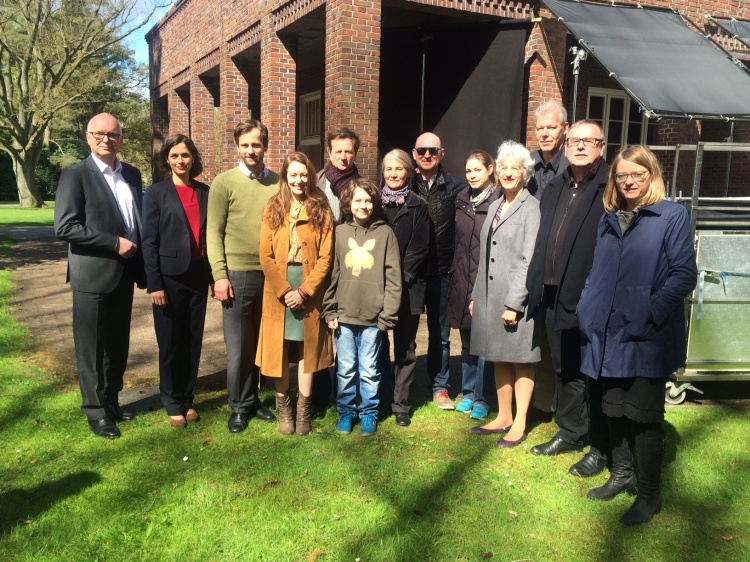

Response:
(142, 135), (211, 428)
(577, 145), (696, 525)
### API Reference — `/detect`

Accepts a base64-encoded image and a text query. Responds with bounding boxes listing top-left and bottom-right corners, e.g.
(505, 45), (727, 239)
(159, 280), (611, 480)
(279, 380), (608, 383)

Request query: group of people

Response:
(54, 101), (697, 526)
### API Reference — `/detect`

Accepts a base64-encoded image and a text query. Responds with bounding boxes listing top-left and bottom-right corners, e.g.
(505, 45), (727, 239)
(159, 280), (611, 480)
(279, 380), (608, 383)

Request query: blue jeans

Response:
(459, 328), (492, 409)
(335, 324), (383, 418)
(425, 274), (450, 394)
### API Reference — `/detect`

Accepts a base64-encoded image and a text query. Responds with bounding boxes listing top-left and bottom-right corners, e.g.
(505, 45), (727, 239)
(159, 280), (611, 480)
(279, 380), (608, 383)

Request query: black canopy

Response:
(542, 0), (750, 119)
(709, 16), (750, 49)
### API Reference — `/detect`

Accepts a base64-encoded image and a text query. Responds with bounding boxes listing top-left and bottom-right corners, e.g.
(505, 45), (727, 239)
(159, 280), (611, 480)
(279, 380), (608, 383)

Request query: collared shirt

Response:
(420, 173), (437, 191)
(530, 148), (565, 200)
(238, 161), (270, 180)
(91, 154), (137, 243)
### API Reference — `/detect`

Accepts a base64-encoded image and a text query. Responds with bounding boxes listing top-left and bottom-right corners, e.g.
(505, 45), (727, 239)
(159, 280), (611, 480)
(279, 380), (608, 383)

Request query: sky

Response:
(128, 5), (171, 65)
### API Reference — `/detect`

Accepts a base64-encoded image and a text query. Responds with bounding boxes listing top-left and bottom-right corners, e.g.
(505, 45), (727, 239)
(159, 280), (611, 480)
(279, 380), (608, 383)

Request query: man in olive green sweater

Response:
(207, 119), (279, 433)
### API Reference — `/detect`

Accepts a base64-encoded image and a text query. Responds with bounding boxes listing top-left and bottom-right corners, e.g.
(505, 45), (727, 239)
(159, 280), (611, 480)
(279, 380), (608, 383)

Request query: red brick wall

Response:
(261, 20), (297, 173)
(148, 0), (750, 192)
(323, 0), (383, 177)
(190, 77), (216, 181)
(524, 16), (569, 146)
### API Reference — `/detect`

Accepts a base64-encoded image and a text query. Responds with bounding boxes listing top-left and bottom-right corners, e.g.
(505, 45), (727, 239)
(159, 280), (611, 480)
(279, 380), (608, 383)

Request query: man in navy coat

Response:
(54, 113), (146, 439)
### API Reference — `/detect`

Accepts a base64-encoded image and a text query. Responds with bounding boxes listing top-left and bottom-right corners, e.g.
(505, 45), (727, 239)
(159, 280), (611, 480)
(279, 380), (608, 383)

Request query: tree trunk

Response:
(11, 146), (45, 208)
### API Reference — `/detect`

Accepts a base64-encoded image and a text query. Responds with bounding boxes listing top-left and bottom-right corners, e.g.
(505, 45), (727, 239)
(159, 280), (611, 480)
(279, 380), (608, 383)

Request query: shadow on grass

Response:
(0, 471), (101, 536)
(595, 404), (750, 562)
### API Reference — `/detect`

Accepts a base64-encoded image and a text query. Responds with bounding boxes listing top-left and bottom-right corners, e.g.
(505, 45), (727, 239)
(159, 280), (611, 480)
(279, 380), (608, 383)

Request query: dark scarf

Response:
(616, 209), (638, 233)
(381, 184), (411, 207)
(324, 162), (360, 198)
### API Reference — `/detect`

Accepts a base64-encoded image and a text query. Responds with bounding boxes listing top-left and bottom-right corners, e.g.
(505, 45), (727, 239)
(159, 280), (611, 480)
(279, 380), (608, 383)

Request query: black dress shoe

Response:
(105, 403), (135, 422)
(569, 451), (608, 477)
(530, 435), (585, 456)
(88, 417), (121, 439)
(395, 413), (411, 427)
(228, 412), (249, 433)
(254, 404), (276, 423)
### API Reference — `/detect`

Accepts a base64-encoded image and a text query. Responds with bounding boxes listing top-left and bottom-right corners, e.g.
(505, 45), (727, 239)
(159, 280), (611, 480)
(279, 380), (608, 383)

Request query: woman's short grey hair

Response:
(380, 148), (414, 184)
(496, 141), (534, 184)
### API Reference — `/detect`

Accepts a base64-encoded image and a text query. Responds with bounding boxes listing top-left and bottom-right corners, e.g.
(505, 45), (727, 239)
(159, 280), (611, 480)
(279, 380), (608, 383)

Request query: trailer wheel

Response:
(665, 382), (687, 405)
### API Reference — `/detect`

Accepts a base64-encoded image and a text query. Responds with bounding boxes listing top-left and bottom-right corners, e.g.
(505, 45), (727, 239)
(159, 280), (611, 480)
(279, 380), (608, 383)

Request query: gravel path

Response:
(1, 226), (461, 412)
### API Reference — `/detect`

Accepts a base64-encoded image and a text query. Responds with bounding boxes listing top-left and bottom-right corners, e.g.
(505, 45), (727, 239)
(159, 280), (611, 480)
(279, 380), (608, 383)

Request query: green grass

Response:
(0, 269), (748, 561)
(0, 205), (54, 227)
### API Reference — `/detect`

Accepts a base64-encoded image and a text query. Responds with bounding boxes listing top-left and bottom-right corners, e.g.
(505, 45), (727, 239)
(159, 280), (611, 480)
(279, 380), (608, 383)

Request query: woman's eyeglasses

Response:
(615, 171), (649, 184)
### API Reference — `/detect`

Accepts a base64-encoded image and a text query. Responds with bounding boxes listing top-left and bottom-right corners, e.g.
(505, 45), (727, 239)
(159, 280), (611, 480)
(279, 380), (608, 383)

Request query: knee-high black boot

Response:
(588, 416), (637, 500)
(621, 425), (666, 525)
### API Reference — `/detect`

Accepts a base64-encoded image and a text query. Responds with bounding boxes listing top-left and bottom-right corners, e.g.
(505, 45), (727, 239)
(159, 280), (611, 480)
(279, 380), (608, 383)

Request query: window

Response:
(299, 91), (321, 146)
(587, 88), (658, 160)
(298, 90), (322, 168)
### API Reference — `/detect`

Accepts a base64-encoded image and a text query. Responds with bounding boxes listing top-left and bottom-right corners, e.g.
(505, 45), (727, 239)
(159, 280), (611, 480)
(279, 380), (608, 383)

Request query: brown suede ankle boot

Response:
(277, 393), (295, 435)
(295, 393), (312, 436)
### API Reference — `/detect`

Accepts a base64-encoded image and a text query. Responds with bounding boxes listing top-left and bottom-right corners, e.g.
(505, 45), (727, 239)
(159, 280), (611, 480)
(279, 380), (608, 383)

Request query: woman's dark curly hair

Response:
(339, 178), (383, 223)
(263, 151), (333, 234)
(157, 134), (204, 180)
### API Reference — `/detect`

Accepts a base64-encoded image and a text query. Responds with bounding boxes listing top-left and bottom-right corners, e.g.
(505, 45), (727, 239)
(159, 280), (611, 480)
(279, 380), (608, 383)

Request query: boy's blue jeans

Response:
(335, 323), (383, 418)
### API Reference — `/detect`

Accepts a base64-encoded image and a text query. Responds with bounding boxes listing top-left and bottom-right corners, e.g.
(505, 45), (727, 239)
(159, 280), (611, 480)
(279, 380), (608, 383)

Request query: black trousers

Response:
(72, 273), (135, 421)
(223, 270), (263, 413)
(544, 286), (608, 456)
(152, 261), (209, 416)
(391, 313), (420, 414)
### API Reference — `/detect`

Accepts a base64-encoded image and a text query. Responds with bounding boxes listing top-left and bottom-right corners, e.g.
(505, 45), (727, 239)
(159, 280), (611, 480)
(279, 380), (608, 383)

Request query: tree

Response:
(0, 0), (164, 207)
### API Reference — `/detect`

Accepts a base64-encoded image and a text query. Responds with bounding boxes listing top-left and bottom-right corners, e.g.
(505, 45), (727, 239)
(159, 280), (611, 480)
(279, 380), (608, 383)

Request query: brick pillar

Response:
(220, 52), (250, 170)
(151, 95), (169, 182)
(191, 75), (216, 182)
(324, 0), (381, 178)
(261, 15), (297, 173)
(168, 88), (190, 136)
(525, 15), (568, 149)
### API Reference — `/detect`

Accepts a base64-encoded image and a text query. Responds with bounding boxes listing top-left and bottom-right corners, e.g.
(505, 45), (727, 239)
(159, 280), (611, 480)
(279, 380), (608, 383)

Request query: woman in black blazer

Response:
(142, 134), (211, 428)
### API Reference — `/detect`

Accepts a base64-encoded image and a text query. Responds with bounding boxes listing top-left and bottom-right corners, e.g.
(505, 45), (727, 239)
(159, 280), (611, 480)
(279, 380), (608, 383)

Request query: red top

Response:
(174, 183), (202, 261)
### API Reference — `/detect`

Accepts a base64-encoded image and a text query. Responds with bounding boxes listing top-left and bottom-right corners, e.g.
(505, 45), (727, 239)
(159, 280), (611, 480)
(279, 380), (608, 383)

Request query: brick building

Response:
(147, 0), (750, 196)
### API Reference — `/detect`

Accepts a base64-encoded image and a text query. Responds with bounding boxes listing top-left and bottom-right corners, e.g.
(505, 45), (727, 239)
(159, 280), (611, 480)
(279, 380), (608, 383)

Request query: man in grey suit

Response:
(54, 113), (146, 439)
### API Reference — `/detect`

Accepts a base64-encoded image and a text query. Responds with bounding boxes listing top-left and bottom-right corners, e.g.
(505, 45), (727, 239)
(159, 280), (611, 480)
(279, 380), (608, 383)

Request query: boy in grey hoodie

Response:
(323, 179), (401, 436)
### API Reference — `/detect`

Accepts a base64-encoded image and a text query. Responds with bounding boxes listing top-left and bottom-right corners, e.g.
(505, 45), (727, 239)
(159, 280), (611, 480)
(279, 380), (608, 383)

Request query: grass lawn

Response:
(0, 204), (54, 227)
(0, 267), (748, 560)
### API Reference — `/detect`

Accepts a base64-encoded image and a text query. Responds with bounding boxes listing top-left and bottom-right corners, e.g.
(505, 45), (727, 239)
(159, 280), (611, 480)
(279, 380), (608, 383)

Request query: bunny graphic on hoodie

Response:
(323, 218), (402, 331)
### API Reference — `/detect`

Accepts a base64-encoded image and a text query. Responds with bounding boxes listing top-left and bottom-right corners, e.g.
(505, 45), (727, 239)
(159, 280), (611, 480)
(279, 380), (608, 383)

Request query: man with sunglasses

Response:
(411, 132), (467, 410)
(526, 119), (611, 478)
(55, 113), (146, 439)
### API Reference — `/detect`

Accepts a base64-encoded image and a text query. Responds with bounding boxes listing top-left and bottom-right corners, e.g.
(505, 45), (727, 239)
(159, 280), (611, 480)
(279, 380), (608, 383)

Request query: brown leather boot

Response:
(295, 393), (312, 436)
(277, 394), (295, 435)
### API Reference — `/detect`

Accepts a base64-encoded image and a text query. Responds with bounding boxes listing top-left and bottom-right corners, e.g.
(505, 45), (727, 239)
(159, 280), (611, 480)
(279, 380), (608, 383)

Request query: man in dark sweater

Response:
(526, 120), (611, 478)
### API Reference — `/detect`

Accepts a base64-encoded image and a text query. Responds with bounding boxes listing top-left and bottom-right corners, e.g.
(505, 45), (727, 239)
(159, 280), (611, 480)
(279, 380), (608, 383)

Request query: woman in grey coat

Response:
(470, 141), (541, 448)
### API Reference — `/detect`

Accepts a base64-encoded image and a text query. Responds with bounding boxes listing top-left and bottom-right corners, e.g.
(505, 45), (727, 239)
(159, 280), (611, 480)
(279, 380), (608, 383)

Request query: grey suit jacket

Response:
(54, 155), (146, 293)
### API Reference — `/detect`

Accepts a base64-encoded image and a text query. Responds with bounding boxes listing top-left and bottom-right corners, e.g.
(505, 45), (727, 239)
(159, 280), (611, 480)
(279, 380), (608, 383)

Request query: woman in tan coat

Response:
(257, 152), (334, 436)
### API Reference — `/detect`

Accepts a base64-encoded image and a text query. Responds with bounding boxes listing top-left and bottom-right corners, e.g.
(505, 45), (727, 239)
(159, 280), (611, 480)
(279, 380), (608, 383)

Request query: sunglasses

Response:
(414, 146), (440, 156)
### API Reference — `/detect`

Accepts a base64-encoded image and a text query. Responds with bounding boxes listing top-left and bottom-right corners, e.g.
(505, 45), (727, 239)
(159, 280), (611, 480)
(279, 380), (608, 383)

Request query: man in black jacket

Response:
(526, 120), (610, 477)
(55, 113), (146, 439)
(411, 132), (467, 410)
